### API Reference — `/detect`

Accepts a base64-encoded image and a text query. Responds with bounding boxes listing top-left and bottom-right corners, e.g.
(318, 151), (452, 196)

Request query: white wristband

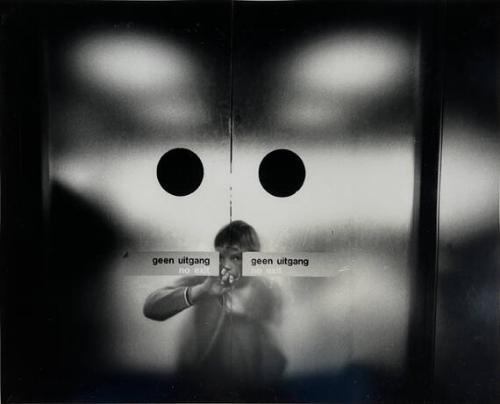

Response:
(183, 286), (192, 307)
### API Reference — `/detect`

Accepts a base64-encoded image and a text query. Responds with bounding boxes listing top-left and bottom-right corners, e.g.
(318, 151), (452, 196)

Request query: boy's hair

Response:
(214, 220), (261, 252)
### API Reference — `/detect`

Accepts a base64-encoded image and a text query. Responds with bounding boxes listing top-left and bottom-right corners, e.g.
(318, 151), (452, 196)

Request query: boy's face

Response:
(217, 244), (243, 279)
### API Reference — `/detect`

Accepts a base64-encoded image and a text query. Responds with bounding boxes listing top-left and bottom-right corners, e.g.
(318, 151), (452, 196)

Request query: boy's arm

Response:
(143, 276), (233, 321)
(143, 283), (195, 321)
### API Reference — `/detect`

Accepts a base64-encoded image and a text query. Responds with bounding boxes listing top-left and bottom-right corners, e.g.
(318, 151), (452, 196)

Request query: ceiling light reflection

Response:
(69, 31), (194, 96)
(290, 30), (410, 95)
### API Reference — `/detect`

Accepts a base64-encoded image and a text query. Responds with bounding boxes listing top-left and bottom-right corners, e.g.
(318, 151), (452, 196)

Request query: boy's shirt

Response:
(147, 276), (285, 384)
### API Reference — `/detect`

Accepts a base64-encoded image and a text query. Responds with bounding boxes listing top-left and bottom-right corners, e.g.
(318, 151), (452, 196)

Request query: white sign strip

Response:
(122, 251), (219, 276)
(242, 252), (351, 277)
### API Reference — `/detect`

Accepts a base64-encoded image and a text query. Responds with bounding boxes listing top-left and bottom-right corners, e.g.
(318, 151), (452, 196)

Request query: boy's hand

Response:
(188, 270), (239, 303)
(220, 268), (239, 287)
(197, 276), (232, 298)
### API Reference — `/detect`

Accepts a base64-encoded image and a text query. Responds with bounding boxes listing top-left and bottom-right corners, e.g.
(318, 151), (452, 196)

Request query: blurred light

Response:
(439, 121), (498, 244)
(276, 29), (413, 131)
(70, 31), (194, 96)
(64, 30), (210, 132)
(232, 140), (415, 252)
(290, 30), (410, 95)
(53, 143), (229, 251)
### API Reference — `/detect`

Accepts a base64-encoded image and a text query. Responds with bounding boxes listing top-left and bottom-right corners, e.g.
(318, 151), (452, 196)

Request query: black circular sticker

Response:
(157, 148), (204, 196)
(259, 149), (305, 197)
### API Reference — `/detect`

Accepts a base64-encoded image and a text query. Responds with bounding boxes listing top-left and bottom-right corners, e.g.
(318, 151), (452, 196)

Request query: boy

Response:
(143, 220), (286, 391)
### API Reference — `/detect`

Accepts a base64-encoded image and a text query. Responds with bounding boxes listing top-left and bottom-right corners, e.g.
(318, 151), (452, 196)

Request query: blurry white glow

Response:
(232, 139), (415, 252)
(53, 142), (229, 251)
(70, 31), (194, 96)
(66, 31), (210, 130)
(290, 30), (410, 95)
(439, 122), (498, 244)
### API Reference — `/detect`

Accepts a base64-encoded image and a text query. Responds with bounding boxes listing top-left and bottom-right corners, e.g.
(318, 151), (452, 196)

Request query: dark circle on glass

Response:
(258, 149), (306, 197)
(157, 148), (204, 196)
